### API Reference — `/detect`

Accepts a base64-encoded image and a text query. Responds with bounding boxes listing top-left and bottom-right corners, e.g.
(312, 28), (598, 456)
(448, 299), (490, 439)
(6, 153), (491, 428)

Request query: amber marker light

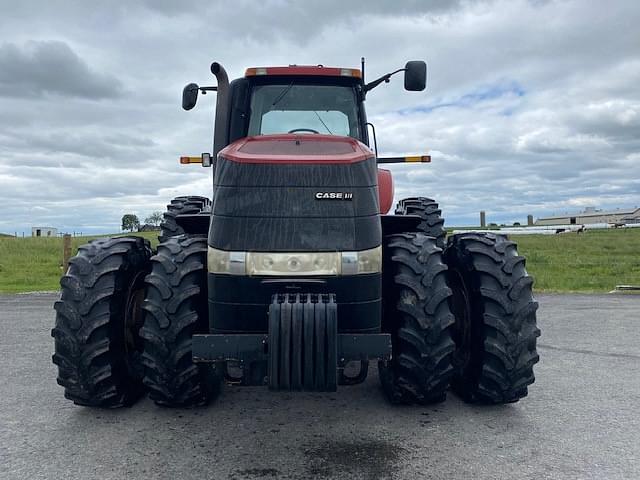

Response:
(404, 155), (431, 163)
(180, 156), (202, 164)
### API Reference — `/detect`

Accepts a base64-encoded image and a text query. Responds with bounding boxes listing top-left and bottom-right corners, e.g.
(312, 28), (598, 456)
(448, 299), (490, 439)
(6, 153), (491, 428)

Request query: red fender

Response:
(377, 168), (394, 214)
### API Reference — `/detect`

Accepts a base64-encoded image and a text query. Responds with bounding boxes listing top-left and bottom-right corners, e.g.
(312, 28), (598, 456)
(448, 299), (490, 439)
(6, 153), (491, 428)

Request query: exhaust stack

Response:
(210, 62), (230, 159)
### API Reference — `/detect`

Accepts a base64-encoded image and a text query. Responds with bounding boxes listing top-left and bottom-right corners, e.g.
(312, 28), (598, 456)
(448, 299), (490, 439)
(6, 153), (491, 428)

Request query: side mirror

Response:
(182, 83), (199, 110)
(404, 61), (427, 91)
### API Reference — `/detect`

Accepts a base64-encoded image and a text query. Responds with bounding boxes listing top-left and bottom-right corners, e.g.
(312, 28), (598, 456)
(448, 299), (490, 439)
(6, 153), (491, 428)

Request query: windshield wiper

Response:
(271, 81), (294, 107)
(314, 111), (333, 134)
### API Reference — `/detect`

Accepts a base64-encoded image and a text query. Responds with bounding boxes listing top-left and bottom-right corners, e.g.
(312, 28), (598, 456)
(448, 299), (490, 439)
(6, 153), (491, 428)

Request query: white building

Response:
(535, 207), (640, 226)
(32, 227), (58, 237)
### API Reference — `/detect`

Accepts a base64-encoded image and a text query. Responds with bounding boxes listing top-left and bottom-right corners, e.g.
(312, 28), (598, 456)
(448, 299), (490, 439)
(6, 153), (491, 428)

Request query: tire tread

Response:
(395, 197), (446, 248)
(445, 232), (540, 404)
(141, 235), (219, 407)
(51, 237), (151, 407)
(379, 233), (455, 404)
(159, 196), (211, 243)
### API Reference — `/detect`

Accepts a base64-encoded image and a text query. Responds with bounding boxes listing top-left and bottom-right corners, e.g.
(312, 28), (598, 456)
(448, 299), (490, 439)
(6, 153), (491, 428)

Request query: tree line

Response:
(121, 212), (163, 232)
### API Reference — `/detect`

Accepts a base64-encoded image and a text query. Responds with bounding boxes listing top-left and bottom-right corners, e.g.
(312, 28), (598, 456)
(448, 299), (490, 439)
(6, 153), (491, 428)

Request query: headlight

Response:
(341, 246), (382, 275)
(208, 249), (246, 274)
(247, 252), (340, 276)
(208, 246), (381, 276)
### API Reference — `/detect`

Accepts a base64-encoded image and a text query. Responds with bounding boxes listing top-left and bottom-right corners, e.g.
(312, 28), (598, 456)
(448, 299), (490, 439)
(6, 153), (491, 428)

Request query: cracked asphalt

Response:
(1, 293), (639, 479)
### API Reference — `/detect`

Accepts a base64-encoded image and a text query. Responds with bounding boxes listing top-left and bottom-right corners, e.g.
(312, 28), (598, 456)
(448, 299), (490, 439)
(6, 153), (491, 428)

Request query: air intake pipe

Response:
(210, 62), (230, 159)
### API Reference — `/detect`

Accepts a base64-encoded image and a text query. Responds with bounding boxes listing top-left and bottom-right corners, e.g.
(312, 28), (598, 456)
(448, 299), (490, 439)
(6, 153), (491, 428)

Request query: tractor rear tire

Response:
(52, 237), (152, 407)
(159, 196), (211, 242)
(140, 235), (221, 407)
(395, 197), (446, 248)
(444, 233), (540, 404)
(379, 233), (455, 404)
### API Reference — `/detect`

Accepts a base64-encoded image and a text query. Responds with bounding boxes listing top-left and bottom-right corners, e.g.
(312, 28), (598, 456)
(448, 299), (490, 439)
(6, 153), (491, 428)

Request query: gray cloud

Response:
(2, 129), (156, 160)
(0, 0), (639, 234)
(0, 41), (123, 99)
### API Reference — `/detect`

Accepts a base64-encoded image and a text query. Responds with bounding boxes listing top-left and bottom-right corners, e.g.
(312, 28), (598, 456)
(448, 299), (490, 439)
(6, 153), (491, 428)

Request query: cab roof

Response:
(245, 65), (362, 79)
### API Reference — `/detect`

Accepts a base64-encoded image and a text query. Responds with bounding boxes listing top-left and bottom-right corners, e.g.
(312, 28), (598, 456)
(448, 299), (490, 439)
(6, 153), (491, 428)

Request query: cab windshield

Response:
(247, 83), (361, 139)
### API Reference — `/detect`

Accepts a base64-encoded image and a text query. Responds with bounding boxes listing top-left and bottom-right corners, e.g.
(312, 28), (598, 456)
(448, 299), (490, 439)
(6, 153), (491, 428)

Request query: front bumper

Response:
(193, 293), (391, 391)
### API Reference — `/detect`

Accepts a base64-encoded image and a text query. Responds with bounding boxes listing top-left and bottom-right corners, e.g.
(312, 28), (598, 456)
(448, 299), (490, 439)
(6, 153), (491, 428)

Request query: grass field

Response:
(0, 232), (159, 294)
(515, 229), (640, 292)
(0, 229), (638, 294)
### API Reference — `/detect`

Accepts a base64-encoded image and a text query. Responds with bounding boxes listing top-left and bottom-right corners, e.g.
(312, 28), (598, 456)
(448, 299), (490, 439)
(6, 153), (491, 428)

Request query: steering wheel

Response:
(288, 128), (320, 134)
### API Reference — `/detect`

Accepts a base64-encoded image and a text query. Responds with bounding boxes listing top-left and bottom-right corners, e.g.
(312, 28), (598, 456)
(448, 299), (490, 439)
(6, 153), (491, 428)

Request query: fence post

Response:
(62, 234), (72, 273)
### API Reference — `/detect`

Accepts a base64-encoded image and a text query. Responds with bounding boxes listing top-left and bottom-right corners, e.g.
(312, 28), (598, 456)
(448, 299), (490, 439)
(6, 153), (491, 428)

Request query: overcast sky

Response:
(1, 0), (638, 234)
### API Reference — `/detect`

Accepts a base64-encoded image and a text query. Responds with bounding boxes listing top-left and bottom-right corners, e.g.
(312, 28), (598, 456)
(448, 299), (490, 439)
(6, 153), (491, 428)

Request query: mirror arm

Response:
(363, 68), (406, 94)
(199, 86), (217, 95)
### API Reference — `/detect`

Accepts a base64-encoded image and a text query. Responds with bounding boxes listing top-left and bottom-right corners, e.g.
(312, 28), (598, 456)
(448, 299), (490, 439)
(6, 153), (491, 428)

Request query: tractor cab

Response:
(183, 61), (427, 159)
(240, 66), (366, 143)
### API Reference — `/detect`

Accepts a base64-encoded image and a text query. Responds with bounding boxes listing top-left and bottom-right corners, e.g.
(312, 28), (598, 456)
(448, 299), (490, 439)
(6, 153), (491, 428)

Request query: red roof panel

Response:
(245, 66), (361, 78)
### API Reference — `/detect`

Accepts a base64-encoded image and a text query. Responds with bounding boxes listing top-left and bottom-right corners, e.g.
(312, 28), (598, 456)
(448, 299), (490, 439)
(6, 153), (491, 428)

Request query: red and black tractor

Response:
(52, 60), (540, 408)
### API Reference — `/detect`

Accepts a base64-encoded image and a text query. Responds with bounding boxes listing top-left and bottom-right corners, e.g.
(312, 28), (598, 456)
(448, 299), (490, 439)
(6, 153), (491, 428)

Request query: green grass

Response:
(0, 228), (638, 294)
(515, 228), (640, 293)
(445, 228), (640, 292)
(0, 232), (159, 294)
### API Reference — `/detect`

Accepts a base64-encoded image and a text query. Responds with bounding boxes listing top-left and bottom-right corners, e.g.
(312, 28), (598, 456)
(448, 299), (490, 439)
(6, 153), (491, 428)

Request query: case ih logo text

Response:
(315, 192), (353, 200)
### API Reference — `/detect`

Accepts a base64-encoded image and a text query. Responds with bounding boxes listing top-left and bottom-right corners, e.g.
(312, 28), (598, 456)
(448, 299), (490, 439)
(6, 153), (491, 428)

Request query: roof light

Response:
(245, 67), (268, 76)
(245, 66), (362, 78)
(340, 68), (362, 78)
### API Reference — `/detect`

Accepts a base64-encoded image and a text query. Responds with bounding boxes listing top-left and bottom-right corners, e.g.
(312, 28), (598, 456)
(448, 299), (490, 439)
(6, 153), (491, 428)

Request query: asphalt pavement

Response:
(1, 293), (638, 480)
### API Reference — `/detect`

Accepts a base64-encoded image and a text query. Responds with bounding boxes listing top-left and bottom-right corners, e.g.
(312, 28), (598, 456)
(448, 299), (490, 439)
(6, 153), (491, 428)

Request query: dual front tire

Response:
(53, 192), (218, 408)
(52, 234), (218, 408)
(380, 231), (540, 405)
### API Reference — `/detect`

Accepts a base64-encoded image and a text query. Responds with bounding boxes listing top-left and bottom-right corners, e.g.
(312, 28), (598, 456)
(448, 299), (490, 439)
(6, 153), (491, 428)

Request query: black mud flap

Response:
(269, 293), (338, 392)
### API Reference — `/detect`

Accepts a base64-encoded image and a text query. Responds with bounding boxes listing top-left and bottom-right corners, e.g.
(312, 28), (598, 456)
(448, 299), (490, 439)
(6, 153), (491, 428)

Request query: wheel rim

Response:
(123, 270), (147, 376)
(448, 269), (472, 370)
